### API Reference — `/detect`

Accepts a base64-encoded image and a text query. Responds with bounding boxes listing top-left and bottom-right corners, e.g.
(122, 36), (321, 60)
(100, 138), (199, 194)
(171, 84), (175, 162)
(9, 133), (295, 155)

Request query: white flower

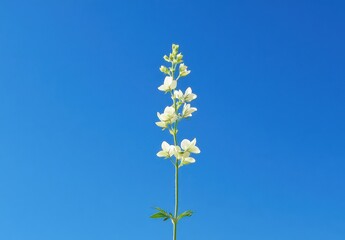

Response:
(183, 87), (197, 102)
(157, 106), (177, 123)
(173, 90), (183, 100)
(179, 63), (191, 77)
(181, 138), (200, 154)
(156, 106), (178, 129)
(174, 147), (197, 166)
(157, 141), (176, 158)
(158, 76), (177, 92)
(182, 104), (197, 118)
(172, 146), (196, 166)
(181, 156), (196, 165)
(173, 87), (197, 103)
(171, 140), (200, 167)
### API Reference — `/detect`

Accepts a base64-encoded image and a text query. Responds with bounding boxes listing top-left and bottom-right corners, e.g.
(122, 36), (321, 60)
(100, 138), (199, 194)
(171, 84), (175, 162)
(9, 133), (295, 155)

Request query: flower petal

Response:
(158, 85), (166, 91)
(170, 80), (177, 90)
(190, 146), (200, 154)
(182, 157), (195, 165)
(157, 151), (167, 157)
(164, 76), (173, 85)
(185, 87), (192, 94)
(181, 139), (190, 151)
(161, 141), (170, 151)
(155, 121), (167, 128)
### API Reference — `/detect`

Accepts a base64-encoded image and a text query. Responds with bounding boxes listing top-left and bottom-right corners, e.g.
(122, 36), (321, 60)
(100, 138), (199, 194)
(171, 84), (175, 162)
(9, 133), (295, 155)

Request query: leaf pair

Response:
(150, 207), (193, 222)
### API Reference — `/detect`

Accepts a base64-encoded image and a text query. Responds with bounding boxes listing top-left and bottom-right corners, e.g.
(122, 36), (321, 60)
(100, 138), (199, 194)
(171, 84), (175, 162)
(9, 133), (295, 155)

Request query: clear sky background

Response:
(0, 0), (344, 239)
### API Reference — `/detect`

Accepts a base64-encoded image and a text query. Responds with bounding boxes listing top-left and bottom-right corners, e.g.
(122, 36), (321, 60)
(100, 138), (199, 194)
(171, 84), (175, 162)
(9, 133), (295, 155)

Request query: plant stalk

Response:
(172, 61), (179, 240)
(172, 97), (179, 240)
(173, 162), (179, 240)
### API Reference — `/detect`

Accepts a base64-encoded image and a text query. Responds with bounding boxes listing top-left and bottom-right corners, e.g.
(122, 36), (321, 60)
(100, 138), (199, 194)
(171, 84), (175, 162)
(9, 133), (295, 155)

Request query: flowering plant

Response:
(151, 44), (200, 240)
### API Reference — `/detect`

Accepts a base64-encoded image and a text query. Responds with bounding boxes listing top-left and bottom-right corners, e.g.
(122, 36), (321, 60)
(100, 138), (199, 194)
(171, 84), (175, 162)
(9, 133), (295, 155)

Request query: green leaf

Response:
(150, 207), (173, 221)
(154, 207), (168, 213)
(177, 210), (193, 220)
(150, 212), (167, 219)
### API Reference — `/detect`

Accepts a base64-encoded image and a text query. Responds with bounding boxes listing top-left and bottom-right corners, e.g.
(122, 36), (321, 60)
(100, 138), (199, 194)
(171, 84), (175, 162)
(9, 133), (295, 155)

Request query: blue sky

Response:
(0, 0), (344, 239)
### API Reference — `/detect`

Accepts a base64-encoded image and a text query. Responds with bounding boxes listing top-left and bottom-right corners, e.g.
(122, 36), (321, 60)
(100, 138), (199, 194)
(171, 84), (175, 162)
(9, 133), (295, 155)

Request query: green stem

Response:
(172, 110), (179, 240)
(173, 163), (178, 240)
(171, 60), (179, 240)
(173, 221), (177, 240)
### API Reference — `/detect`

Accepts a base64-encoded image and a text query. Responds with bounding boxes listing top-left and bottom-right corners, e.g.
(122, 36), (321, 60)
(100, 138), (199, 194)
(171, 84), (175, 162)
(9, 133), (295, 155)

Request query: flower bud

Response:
(179, 63), (187, 72)
(163, 55), (170, 62)
(176, 53), (183, 63)
(179, 63), (191, 76)
(180, 70), (191, 77)
(159, 65), (169, 74)
(172, 44), (179, 55)
(159, 65), (166, 72)
(169, 53), (174, 61)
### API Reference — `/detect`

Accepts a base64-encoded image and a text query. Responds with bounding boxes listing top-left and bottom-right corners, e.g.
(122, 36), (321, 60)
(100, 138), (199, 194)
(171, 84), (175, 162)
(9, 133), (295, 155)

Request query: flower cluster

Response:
(155, 44), (200, 167)
(157, 138), (200, 167)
